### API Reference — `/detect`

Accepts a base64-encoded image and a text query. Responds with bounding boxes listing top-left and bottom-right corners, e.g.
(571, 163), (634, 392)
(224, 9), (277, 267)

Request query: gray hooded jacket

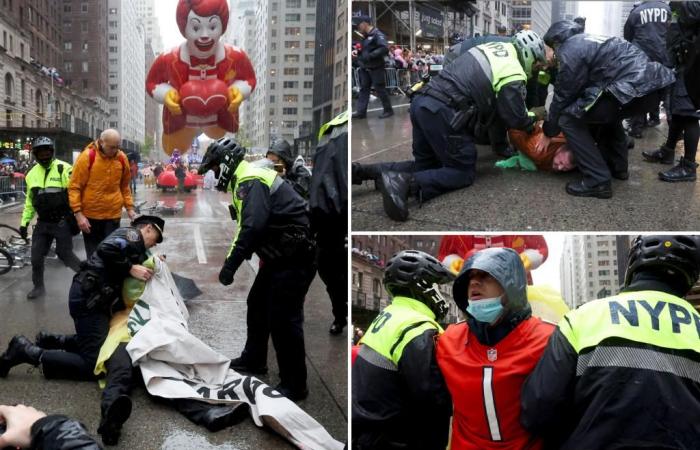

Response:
(452, 247), (531, 346)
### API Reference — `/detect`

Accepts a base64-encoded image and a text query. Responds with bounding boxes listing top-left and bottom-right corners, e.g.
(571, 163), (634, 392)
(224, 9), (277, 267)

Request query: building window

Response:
(63, 4), (71, 12)
(303, 94), (312, 102)
(305, 41), (314, 49)
(82, 42), (88, 51)
(270, 55), (276, 63)
(286, 13), (300, 22)
(284, 41), (300, 49)
(305, 54), (313, 63)
(269, 95), (275, 103)
(283, 81), (298, 88)
(64, 41), (72, 51)
(306, 27), (315, 35)
(64, 61), (72, 72)
(283, 94), (298, 102)
(284, 54), (299, 63)
(285, 27), (301, 36)
(81, 22), (88, 33)
(4, 73), (13, 100)
(286, 0), (301, 7)
(307, 0), (316, 6)
(109, 8), (117, 14)
(283, 67), (299, 75)
(283, 107), (298, 115)
(306, 13), (315, 21)
(81, 2), (88, 13)
(304, 67), (313, 75)
(82, 62), (89, 72)
(303, 81), (312, 88)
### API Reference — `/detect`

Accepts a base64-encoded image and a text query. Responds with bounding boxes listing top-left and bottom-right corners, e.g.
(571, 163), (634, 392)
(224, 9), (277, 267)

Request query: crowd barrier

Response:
(351, 67), (410, 96)
(0, 176), (26, 205)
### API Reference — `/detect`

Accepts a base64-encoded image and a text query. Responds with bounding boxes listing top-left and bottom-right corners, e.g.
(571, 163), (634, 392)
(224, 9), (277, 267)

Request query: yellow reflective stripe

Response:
(477, 42), (527, 94)
(559, 291), (700, 354)
(227, 161), (277, 258)
(21, 161), (71, 226)
(360, 297), (442, 365)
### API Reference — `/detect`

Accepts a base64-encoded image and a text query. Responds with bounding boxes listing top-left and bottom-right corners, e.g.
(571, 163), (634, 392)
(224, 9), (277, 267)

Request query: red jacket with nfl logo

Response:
(437, 316), (554, 450)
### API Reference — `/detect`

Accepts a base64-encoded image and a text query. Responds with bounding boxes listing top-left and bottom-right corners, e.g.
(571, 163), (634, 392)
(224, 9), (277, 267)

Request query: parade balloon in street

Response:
(146, 0), (256, 156)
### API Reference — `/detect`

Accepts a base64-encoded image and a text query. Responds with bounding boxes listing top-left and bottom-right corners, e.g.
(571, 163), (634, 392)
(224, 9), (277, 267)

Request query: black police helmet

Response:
(32, 136), (55, 167)
(198, 137), (245, 175)
(624, 235), (700, 290)
(384, 250), (455, 319)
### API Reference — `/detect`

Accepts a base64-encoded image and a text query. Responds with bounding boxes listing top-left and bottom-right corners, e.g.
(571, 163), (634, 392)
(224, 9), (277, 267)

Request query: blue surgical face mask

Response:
(466, 296), (504, 324)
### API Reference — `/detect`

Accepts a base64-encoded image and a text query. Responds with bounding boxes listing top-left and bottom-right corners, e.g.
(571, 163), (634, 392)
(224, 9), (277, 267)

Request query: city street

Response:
(351, 97), (700, 231)
(0, 186), (347, 449)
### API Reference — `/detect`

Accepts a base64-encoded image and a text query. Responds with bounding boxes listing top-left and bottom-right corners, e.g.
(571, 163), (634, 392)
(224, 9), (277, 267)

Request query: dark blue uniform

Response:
(355, 27), (394, 117)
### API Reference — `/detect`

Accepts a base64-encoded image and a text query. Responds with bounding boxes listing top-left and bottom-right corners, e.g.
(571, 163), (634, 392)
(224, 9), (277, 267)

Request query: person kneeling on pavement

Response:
(352, 30), (547, 221)
(537, 20), (675, 198)
(0, 215), (165, 446)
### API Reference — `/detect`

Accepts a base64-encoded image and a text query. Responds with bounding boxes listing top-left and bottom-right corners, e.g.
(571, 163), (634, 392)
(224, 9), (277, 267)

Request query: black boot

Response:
(329, 320), (347, 335)
(659, 158), (698, 182)
(35, 332), (68, 350)
(642, 145), (675, 164)
(378, 171), (418, 222)
(0, 336), (43, 377)
(274, 383), (309, 402)
(379, 110), (394, 119)
(351, 162), (382, 185)
(26, 286), (45, 300)
(229, 357), (268, 375)
(98, 395), (132, 446)
(565, 180), (613, 199)
(202, 403), (250, 432)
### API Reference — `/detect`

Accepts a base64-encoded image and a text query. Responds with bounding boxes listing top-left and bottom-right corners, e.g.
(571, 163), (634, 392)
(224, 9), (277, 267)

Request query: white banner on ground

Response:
(125, 257), (344, 450)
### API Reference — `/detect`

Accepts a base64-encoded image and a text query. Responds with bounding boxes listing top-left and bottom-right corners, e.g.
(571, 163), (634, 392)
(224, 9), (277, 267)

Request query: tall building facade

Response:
(472, 0), (510, 36)
(107, 0), (145, 151)
(0, 4), (109, 158)
(560, 235), (633, 308)
(135, 0), (163, 54)
(247, 0), (317, 150)
(351, 235), (461, 324)
(3, 0), (63, 69)
(311, 0), (347, 137)
(510, 1), (551, 37)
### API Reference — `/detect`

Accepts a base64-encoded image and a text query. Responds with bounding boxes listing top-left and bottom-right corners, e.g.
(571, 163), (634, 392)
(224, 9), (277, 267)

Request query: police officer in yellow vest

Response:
(352, 31), (546, 222)
(198, 137), (315, 401)
(20, 137), (81, 299)
(352, 250), (453, 450)
(521, 235), (700, 449)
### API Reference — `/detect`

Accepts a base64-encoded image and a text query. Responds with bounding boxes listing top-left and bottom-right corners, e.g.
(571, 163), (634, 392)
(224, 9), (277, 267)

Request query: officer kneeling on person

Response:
(0, 215), (164, 446)
(353, 31), (546, 221)
(198, 137), (316, 402)
(20, 136), (82, 299)
(521, 235), (700, 449)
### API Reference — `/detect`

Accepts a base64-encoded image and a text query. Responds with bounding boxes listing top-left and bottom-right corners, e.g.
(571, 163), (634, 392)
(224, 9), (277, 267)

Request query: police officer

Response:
(310, 112), (348, 335)
(198, 137), (315, 401)
(0, 215), (165, 445)
(352, 31), (546, 221)
(0, 404), (100, 449)
(19, 137), (82, 299)
(521, 235), (700, 449)
(352, 250), (453, 450)
(539, 20), (675, 198)
(266, 138), (312, 198)
(624, 1), (671, 138)
(352, 15), (394, 119)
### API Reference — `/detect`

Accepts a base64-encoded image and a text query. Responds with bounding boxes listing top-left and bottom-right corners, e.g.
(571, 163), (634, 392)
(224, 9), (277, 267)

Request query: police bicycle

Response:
(0, 224), (31, 275)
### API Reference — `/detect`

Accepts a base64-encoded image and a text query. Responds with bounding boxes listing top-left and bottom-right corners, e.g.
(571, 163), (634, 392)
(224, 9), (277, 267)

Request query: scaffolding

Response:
(353, 1), (474, 53)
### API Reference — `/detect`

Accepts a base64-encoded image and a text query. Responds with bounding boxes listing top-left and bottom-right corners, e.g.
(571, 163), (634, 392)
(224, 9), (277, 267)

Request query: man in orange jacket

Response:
(69, 129), (136, 258)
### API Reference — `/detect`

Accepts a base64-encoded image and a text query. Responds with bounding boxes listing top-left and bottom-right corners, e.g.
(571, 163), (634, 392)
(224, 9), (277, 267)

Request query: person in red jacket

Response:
(436, 247), (555, 450)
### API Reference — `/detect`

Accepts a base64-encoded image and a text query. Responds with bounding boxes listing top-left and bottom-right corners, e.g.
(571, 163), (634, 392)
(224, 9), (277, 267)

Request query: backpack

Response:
(87, 146), (127, 173)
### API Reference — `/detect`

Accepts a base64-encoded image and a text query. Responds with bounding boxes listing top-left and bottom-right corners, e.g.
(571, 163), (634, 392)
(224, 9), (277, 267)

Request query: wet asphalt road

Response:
(351, 97), (700, 231)
(0, 186), (347, 449)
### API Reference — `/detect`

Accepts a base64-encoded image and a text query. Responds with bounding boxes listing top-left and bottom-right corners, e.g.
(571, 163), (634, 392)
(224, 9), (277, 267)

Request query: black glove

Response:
(218, 264), (235, 286)
(19, 225), (27, 240)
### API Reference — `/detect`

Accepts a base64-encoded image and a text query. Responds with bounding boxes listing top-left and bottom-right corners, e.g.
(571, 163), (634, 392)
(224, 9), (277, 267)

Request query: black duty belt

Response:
(420, 85), (472, 112)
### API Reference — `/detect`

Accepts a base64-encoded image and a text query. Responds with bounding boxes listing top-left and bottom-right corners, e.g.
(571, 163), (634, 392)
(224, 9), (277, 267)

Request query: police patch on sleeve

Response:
(126, 229), (140, 242)
(236, 183), (251, 201)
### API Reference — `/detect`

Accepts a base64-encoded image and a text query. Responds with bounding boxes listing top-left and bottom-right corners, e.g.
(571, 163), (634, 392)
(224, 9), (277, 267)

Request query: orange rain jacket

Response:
(68, 141), (134, 220)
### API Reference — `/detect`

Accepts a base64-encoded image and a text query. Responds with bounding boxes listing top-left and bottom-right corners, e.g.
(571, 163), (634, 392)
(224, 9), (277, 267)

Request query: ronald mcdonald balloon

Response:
(146, 0), (256, 156)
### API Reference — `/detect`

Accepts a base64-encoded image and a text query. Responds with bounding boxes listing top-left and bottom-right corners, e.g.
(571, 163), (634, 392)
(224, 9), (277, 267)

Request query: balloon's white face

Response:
(185, 10), (223, 56)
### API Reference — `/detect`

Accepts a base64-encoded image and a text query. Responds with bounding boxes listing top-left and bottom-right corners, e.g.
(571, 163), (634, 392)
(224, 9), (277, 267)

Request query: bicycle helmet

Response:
(198, 137), (247, 192)
(513, 29), (546, 78)
(384, 250), (455, 319)
(32, 136), (55, 167)
(624, 235), (700, 290)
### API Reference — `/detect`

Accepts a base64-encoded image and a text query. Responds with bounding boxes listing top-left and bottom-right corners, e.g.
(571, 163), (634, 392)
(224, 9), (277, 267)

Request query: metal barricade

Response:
(384, 68), (405, 95)
(0, 176), (27, 206)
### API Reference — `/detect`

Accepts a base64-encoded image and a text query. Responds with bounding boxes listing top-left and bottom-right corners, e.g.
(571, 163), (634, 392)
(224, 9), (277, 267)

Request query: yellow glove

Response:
(520, 252), (532, 271)
(228, 85), (243, 113)
(164, 89), (182, 116)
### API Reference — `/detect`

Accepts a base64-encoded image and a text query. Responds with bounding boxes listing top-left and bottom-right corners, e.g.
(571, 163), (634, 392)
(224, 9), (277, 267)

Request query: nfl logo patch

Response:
(487, 348), (497, 362)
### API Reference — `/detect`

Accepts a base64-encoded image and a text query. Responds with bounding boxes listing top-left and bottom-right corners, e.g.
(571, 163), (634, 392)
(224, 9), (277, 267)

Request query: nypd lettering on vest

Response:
(609, 299), (700, 338)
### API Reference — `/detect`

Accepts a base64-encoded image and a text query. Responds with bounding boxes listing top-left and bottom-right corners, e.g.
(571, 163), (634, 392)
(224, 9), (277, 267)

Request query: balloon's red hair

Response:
(176, 0), (229, 36)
